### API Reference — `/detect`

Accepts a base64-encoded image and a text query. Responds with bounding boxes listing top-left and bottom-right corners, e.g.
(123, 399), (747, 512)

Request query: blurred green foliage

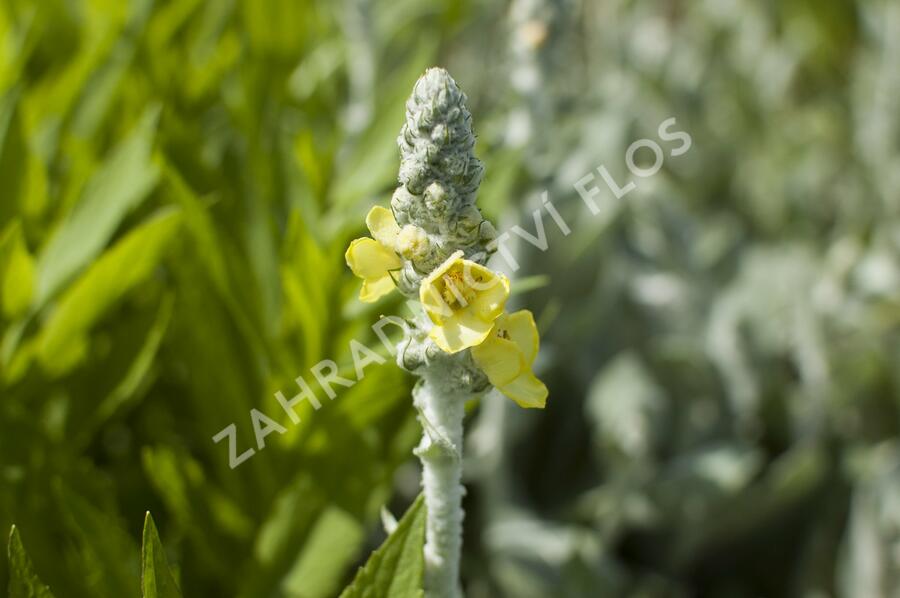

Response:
(0, 0), (455, 595)
(0, 0), (898, 597)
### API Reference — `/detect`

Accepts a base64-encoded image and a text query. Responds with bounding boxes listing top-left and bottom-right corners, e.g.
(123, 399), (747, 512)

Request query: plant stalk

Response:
(413, 371), (466, 598)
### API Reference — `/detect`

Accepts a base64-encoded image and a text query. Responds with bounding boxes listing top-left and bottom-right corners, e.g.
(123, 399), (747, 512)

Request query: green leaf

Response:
(68, 294), (175, 448)
(36, 107), (160, 304)
(238, 475), (328, 597)
(141, 513), (183, 598)
(54, 480), (142, 598)
(162, 164), (228, 296)
(0, 92), (26, 229)
(1, 223), (36, 318)
(38, 207), (181, 375)
(141, 446), (252, 580)
(280, 506), (364, 598)
(7, 526), (56, 598)
(339, 494), (426, 598)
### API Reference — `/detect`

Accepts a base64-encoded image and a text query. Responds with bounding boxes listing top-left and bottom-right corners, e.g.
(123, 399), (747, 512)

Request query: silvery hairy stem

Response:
(413, 372), (466, 598)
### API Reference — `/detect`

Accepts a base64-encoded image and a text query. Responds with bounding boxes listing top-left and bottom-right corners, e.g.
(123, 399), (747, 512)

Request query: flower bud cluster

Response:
(391, 68), (497, 295)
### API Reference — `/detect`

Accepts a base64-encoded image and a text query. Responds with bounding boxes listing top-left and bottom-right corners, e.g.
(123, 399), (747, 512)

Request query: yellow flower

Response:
(420, 251), (509, 354)
(471, 310), (548, 408)
(345, 206), (403, 302)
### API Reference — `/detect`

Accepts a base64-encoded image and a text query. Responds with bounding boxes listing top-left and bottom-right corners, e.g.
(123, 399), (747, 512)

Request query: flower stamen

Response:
(441, 271), (475, 308)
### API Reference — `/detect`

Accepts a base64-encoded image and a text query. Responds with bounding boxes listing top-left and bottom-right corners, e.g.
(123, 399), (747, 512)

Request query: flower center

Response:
(441, 270), (476, 308)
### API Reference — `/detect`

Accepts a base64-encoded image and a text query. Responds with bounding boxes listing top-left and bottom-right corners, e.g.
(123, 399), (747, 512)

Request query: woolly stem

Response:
(413, 371), (467, 598)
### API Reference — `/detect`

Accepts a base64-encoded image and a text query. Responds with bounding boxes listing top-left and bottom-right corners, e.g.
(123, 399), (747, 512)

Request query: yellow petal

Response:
(421, 250), (465, 287)
(366, 206), (401, 248)
(419, 250), (465, 325)
(420, 279), (452, 324)
(504, 309), (539, 365)
(359, 274), (396, 303)
(471, 335), (525, 387)
(345, 237), (402, 279)
(455, 260), (503, 293)
(428, 309), (495, 354)
(469, 273), (509, 322)
(499, 370), (548, 409)
(420, 252), (509, 352)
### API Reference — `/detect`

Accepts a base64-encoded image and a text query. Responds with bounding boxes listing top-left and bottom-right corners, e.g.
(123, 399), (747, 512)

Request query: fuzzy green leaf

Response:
(339, 494), (426, 598)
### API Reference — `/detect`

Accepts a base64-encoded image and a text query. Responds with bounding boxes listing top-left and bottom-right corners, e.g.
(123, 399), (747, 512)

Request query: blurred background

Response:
(1, 0), (898, 596)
